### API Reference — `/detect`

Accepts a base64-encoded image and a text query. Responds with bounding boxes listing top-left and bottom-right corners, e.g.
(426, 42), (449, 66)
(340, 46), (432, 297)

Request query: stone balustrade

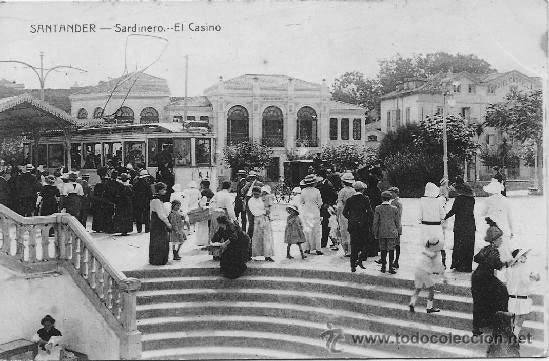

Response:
(0, 204), (141, 359)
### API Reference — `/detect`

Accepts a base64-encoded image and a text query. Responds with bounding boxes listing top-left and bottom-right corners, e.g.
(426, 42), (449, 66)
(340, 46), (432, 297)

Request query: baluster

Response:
(112, 286), (122, 320)
(66, 230), (73, 261)
(15, 225), (24, 259)
(96, 265), (105, 301)
(105, 275), (113, 309)
(1, 218), (11, 254)
(41, 226), (50, 260)
(81, 246), (89, 279)
(89, 256), (97, 290)
(74, 236), (81, 269)
(57, 224), (65, 260)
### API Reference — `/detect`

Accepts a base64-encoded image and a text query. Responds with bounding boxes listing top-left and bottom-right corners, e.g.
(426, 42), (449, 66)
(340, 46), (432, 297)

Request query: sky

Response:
(0, 0), (546, 96)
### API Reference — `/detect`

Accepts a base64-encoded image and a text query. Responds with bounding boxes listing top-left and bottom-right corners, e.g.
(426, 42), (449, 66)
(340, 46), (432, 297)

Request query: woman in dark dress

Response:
(445, 182), (476, 272)
(149, 182), (172, 265)
(40, 176), (60, 216)
(211, 215), (249, 279)
(471, 218), (510, 336)
(91, 168), (108, 233)
(366, 172), (382, 259)
(114, 173), (134, 235)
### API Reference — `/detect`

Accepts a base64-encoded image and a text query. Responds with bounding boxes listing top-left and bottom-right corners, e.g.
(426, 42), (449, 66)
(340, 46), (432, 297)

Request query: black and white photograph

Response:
(0, 0), (547, 359)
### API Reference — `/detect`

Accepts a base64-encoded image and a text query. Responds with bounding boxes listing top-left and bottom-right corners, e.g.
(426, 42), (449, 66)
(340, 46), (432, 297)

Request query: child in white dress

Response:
(507, 248), (540, 336)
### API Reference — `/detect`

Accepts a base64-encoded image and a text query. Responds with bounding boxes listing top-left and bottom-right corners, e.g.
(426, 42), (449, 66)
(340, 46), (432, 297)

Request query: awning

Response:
(0, 94), (83, 136)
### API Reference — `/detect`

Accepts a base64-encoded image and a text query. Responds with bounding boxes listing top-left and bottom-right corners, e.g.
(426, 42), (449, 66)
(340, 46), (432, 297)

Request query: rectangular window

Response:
(124, 141), (146, 168)
(195, 138), (211, 166)
(199, 116), (209, 122)
(83, 143), (101, 169)
(488, 86), (496, 94)
(396, 109), (401, 126)
(70, 143), (82, 170)
(174, 138), (192, 166)
(386, 111), (391, 129)
(187, 116), (195, 121)
(148, 138), (173, 167)
(103, 142), (122, 167)
(329, 118), (338, 140)
(34, 144), (47, 167)
(266, 157), (280, 182)
(405, 107), (410, 124)
(352, 118), (361, 140)
(173, 116), (183, 123)
(435, 106), (444, 115)
(486, 134), (495, 145)
(47, 144), (64, 168)
(468, 84), (475, 93)
(341, 118), (349, 140)
(461, 107), (471, 120)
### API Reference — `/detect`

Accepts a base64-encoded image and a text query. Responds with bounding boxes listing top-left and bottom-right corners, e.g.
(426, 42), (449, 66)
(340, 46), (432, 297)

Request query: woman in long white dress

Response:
(337, 173), (356, 257)
(482, 178), (515, 279)
(183, 181), (207, 246)
(299, 174), (323, 255)
(248, 186), (274, 261)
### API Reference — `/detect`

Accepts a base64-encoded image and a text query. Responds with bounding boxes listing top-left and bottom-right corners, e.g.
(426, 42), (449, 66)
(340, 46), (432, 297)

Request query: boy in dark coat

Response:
(343, 181), (373, 272)
(372, 191), (401, 274)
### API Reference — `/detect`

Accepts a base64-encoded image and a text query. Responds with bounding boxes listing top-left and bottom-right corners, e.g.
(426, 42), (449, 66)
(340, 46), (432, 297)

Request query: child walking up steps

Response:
(284, 203), (307, 259)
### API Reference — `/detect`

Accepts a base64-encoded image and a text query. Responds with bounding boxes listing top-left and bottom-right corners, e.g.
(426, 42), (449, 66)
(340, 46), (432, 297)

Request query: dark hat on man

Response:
(388, 186), (400, 195)
(484, 224), (503, 243)
(41, 315), (55, 326)
(454, 183), (474, 197)
(381, 191), (393, 201)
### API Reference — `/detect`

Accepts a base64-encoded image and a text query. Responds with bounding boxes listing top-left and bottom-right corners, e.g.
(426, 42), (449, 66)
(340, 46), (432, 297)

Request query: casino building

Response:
(62, 72), (371, 185)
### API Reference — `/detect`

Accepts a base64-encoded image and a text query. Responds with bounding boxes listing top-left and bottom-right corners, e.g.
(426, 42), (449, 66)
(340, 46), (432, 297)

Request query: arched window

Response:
(115, 106), (134, 124)
(92, 107), (104, 119)
(262, 106), (284, 147)
(296, 106), (318, 147)
(140, 107), (159, 124)
(227, 105), (249, 145)
(77, 108), (88, 119)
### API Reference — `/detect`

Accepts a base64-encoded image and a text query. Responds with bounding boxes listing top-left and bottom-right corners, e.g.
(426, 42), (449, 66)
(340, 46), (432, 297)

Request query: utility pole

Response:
(182, 55), (189, 124)
(0, 52), (86, 100)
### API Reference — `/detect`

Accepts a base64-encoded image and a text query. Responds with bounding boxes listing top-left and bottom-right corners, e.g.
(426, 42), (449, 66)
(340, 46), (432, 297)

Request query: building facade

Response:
(380, 70), (542, 179)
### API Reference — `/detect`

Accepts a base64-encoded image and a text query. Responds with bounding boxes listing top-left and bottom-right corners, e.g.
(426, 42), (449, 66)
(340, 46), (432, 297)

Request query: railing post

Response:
(119, 278), (142, 360)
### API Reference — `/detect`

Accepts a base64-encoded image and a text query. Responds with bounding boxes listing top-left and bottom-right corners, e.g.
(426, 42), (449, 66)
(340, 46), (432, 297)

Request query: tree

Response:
(331, 72), (382, 118)
(485, 89), (543, 189)
(377, 52), (496, 93)
(479, 139), (520, 169)
(223, 141), (273, 176)
(320, 144), (377, 172)
(0, 137), (24, 163)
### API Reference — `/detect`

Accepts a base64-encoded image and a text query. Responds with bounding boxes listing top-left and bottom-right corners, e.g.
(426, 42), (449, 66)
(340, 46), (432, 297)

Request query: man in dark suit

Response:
(372, 191), (401, 274)
(343, 181), (373, 272)
(234, 170), (248, 231)
(240, 170), (264, 239)
(316, 168), (337, 249)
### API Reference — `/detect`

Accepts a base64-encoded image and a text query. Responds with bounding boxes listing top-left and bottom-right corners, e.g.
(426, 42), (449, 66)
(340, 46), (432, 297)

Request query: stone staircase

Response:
(125, 267), (545, 359)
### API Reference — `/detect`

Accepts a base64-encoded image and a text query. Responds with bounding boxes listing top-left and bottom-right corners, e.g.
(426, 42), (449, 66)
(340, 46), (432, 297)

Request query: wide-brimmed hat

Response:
(237, 169), (247, 176)
(341, 173), (355, 185)
(41, 315), (55, 326)
(300, 174), (318, 186)
(291, 187), (302, 194)
(139, 169), (149, 177)
(454, 183), (474, 197)
(25, 164), (35, 171)
(483, 179), (504, 194)
(424, 182), (440, 198)
(248, 170), (258, 178)
(286, 203), (299, 214)
(261, 185), (271, 194)
(485, 224), (503, 243)
(45, 175), (55, 184)
(511, 248), (532, 263)
(353, 181), (367, 190)
(68, 172), (78, 181)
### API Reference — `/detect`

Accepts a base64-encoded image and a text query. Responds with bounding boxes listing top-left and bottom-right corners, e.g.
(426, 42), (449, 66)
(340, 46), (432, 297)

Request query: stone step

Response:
(136, 282), (544, 323)
(136, 300), (545, 342)
(142, 346), (312, 360)
(137, 316), (545, 358)
(128, 267), (544, 305)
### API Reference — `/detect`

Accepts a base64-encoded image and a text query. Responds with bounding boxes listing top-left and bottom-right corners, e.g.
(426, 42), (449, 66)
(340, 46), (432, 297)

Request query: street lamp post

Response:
(0, 52), (86, 101)
(441, 81), (459, 183)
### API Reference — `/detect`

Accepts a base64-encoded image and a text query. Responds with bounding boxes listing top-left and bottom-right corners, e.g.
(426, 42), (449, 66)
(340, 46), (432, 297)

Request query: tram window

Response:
(103, 142), (122, 168)
(148, 138), (173, 167)
(70, 144), (82, 170)
(195, 139), (211, 166)
(174, 138), (191, 166)
(124, 141), (146, 168)
(32, 144), (47, 167)
(47, 144), (64, 168)
(23, 144), (31, 164)
(83, 143), (102, 169)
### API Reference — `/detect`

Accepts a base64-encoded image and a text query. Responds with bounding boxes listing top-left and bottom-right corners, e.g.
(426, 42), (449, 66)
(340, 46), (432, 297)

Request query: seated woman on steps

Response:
(210, 215), (250, 279)
(31, 315), (62, 361)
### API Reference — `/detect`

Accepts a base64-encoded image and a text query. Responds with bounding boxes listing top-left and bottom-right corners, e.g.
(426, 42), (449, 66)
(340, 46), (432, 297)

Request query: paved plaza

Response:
(92, 190), (547, 286)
